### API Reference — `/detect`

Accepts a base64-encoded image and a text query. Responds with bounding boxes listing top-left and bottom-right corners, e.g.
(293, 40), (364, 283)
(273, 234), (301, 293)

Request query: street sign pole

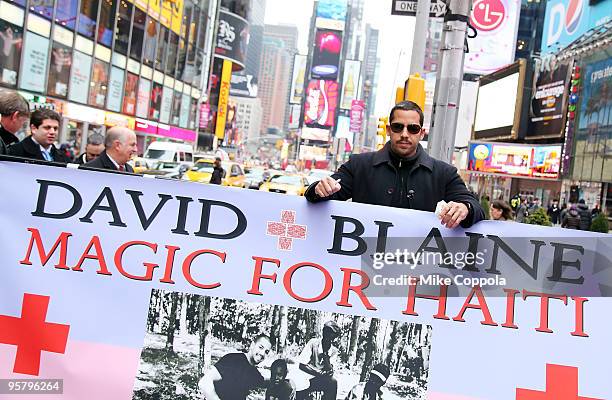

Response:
(428, 0), (472, 164)
(409, 0), (432, 76)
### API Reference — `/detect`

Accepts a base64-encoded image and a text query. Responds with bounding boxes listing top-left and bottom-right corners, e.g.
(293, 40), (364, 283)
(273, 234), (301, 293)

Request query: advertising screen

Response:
(122, 72), (138, 115)
(89, 59), (109, 108)
(20, 32), (49, 93)
(289, 54), (307, 104)
(528, 59), (571, 138)
(106, 66), (124, 112)
(68, 51), (92, 104)
(473, 60), (525, 140)
(215, 10), (249, 71)
(340, 60), (361, 110)
(316, 0), (348, 30)
(302, 127), (330, 141)
(311, 29), (342, 81)
(304, 80), (339, 128)
(136, 78), (151, 119)
(467, 142), (562, 179)
(0, 19), (23, 88)
(464, 0), (520, 75)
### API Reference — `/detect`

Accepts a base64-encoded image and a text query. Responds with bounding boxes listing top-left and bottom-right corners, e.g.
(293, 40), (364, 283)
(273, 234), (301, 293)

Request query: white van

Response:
(143, 141), (194, 167)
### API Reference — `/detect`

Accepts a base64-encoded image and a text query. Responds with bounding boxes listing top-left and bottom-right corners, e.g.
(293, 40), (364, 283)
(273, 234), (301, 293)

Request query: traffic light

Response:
(376, 117), (388, 150)
(395, 87), (405, 105)
(404, 73), (426, 111)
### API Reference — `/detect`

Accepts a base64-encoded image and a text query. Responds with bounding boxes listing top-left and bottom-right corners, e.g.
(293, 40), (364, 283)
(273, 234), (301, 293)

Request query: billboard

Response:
(289, 54), (307, 104)
(68, 51), (92, 104)
(215, 10), (249, 71)
(528, 59), (571, 139)
(20, 32), (49, 93)
(473, 60), (526, 140)
(340, 60), (361, 110)
(468, 141), (562, 179)
(349, 99), (365, 133)
(230, 71), (258, 98)
(304, 80), (339, 128)
(311, 30), (342, 81)
(464, 0), (521, 75)
(541, 0), (612, 54)
(316, 0), (347, 30)
(301, 127), (331, 141)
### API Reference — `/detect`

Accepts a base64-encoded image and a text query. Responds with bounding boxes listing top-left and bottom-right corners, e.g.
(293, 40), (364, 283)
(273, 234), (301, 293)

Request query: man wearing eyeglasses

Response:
(305, 101), (484, 229)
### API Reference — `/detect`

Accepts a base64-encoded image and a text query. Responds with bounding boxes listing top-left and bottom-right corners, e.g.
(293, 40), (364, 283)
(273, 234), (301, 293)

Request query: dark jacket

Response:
(547, 204), (561, 224)
(74, 152), (88, 165)
(305, 143), (484, 228)
(210, 165), (225, 184)
(8, 136), (71, 163)
(576, 203), (592, 230)
(83, 150), (134, 172)
(562, 207), (581, 229)
(0, 125), (18, 155)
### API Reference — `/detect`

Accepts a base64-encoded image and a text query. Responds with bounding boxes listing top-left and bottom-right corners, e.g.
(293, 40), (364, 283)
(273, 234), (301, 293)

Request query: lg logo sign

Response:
(545, 0), (585, 47)
(470, 0), (506, 32)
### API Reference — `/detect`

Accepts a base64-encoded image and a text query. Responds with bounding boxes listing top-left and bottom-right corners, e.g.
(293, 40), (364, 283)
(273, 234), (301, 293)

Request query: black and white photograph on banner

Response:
(133, 290), (433, 400)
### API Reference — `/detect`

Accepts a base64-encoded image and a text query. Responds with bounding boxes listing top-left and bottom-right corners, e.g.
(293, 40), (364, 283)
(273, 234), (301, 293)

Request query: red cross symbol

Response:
(516, 364), (602, 400)
(266, 210), (307, 251)
(0, 293), (70, 376)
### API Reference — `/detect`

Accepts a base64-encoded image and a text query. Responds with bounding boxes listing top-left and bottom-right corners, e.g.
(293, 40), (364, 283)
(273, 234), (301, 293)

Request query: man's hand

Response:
(314, 176), (341, 198)
(438, 201), (469, 229)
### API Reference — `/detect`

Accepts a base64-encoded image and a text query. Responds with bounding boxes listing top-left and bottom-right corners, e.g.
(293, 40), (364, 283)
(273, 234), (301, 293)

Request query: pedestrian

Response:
(198, 334), (271, 400)
(83, 126), (137, 172)
(547, 199), (561, 225)
(515, 199), (528, 223)
(305, 101), (484, 229)
(0, 90), (29, 154)
(210, 157), (225, 184)
(591, 203), (601, 217)
(8, 109), (71, 162)
(528, 198), (542, 214)
(490, 200), (513, 221)
(576, 199), (592, 231)
(75, 133), (105, 164)
(562, 205), (581, 229)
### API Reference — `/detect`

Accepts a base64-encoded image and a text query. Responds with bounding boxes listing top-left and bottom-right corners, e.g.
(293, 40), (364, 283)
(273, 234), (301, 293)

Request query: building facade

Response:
(232, 95), (262, 144)
(0, 0), (218, 155)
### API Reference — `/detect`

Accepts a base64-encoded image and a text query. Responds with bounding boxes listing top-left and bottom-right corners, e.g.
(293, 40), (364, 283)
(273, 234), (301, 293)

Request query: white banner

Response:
(0, 160), (610, 400)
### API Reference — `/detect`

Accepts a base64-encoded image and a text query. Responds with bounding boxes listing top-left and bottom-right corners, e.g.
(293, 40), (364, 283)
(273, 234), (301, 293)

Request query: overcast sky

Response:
(263, 0), (417, 116)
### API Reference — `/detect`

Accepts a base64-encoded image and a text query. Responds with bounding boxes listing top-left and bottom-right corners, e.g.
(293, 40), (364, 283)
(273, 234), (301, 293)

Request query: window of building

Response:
(114, 0), (132, 55)
(142, 17), (158, 67)
(166, 31), (179, 76)
(56, 0), (78, 30)
(97, 0), (116, 48)
(155, 26), (169, 72)
(130, 7), (146, 60)
(47, 41), (72, 97)
(176, 38), (187, 80)
(123, 72), (138, 115)
(78, 0), (99, 39)
(30, 0), (55, 21)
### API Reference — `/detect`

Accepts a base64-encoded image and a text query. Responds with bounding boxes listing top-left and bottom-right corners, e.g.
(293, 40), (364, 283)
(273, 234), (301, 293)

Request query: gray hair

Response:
(104, 127), (133, 149)
(87, 133), (105, 146)
(0, 90), (30, 117)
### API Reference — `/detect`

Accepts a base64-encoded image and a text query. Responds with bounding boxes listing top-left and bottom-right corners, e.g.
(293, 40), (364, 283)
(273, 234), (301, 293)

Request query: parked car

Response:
(142, 162), (188, 179)
(259, 174), (309, 196)
(143, 141), (194, 168)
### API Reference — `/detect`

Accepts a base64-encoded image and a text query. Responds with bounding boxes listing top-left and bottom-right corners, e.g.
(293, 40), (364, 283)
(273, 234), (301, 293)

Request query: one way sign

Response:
(391, 0), (447, 18)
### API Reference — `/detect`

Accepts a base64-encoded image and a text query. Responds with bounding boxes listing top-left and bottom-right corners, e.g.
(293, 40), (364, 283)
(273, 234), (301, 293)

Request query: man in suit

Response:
(84, 126), (137, 172)
(0, 90), (30, 154)
(9, 108), (71, 162)
(74, 133), (105, 164)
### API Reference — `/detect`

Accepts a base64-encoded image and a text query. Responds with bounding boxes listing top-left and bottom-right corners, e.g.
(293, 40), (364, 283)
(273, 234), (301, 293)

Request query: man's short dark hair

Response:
(270, 359), (288, 374)
(253, 333), (271, 345)
(0, 90), (30, 117)
(389, 101), (424, 126)
(30, 109), (61, 128)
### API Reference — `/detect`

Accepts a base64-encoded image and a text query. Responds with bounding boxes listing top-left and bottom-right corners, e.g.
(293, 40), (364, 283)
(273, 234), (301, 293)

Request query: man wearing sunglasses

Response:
(305, 101), (484, 229)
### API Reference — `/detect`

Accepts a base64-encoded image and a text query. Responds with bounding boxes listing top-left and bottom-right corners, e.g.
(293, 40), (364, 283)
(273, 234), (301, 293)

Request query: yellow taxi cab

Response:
(185, 159), (245, 187)
(259, 174), (309, 196)
(129, 157), (149, 173)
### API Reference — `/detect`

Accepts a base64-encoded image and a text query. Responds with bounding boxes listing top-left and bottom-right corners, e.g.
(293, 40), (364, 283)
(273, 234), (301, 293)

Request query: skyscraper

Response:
(259, 25), (299, 132)
(362, 24), (379, 119)
(259, 36), (292, 132)
(231, 0), (266, 98)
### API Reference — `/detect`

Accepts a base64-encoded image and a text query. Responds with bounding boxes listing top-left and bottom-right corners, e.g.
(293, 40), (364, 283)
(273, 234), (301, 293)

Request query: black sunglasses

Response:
(389, 122), (422, 134)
